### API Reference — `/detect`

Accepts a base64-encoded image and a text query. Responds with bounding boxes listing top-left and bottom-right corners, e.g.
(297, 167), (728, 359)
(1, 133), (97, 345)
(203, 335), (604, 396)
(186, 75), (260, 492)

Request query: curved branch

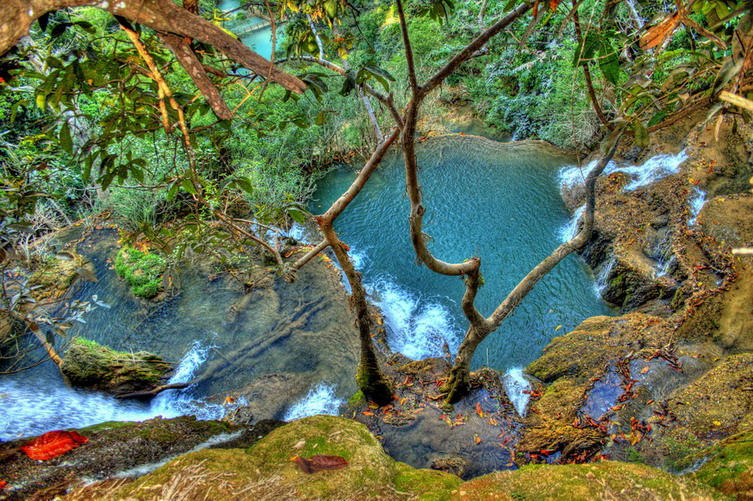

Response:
(1, 0), (306, 94)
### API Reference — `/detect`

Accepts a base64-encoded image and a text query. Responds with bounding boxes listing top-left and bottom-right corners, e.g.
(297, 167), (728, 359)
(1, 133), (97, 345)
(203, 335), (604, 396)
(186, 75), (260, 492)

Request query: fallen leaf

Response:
(474, 434), (482, 445)
(0, 480), (6, 489)
(361, 411), (374, 416)
(20, 431), (88, 460)
(640, 366), (650, 374)
(475, 402), (486, 417)
(292, 455), (349, 474)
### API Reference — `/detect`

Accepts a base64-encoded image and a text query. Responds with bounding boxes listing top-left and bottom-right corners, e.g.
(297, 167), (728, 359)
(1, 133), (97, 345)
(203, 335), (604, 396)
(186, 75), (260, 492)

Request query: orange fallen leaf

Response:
(20, 431), (88, 460)
(640, 366), (650, 374)
(474, 434), (482, 445)
(362, 411), (374, 416)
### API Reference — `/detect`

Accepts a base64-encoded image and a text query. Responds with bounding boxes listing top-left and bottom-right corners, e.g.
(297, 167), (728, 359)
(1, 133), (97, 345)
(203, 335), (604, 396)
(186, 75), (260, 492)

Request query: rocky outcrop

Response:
(60, 337), (172, 396)
(0, 416), (252, 501)
(59, 415), (727, 500)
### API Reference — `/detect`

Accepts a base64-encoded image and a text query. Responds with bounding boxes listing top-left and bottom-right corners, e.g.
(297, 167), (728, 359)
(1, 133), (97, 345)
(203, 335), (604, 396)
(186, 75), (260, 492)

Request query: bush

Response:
(113, 247), (167, 298)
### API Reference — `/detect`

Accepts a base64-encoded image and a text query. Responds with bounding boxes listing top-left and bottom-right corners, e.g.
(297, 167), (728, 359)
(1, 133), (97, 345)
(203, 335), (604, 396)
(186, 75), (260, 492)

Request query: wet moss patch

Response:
(114, 247), (167, 298)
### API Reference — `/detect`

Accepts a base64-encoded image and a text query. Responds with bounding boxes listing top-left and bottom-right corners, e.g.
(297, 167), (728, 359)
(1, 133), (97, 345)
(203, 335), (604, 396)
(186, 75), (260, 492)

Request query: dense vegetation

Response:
(0, 0), (750, 395)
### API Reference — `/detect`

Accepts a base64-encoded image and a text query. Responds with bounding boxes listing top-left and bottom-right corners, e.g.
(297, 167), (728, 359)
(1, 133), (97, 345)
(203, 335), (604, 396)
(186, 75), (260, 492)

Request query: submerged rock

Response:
(60, 337), (171, 396)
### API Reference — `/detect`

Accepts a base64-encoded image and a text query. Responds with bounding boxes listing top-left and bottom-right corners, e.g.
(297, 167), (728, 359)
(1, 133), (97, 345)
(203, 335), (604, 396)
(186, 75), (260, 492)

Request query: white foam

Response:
(688, 186), (707, 225)
(0, 341), (224, 441)
(560, 150), (688, 191)
(283, 383), (343, 421)
(559, 204), (585, 242)
(594, 257), (616, 298)
(370, 279), (459, 360)
(503, 368), (531, 417)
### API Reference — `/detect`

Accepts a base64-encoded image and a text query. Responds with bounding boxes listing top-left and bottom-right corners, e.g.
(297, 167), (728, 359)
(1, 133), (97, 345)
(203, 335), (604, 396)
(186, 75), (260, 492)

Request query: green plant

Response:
(113, 246), (167, 298)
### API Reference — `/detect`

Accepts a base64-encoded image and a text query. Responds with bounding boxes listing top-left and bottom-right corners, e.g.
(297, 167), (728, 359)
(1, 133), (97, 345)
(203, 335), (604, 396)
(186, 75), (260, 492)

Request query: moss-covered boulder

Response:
(101, 415), (461, 500)
(453, 461), (721, 500)
(60, 337), (171, 395)
(693, 430), (753, 499)
(114, 246), (166, 298)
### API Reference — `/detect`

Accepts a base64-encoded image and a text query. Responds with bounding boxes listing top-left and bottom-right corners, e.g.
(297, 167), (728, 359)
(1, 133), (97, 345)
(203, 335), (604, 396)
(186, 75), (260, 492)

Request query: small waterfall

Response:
(370, 279), (459, 360)
(0, 340), (222, 441)
(688, 186), (707, 226)
(594, 257), (616, 298)
(503, 368), (531, 417)
(559, 204), (585, 242)
(283, 383), (343, 421)
(560, 150), (688, 192)
(655, 255), (675, 278)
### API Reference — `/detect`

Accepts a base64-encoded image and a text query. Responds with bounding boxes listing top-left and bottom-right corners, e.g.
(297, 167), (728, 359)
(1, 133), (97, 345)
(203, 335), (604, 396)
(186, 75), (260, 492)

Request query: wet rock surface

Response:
(0, 416), (246, 501)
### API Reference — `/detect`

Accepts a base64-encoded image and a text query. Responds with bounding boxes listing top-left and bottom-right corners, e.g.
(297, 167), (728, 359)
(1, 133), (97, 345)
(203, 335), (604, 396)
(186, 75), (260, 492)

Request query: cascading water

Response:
(283, 383), (344, 421)
(313, 136), (613, 371)
(559, 204), (585, 243)
(0, 340), (221, 441)
(560, 150), (688, 191)
(503, 368), (532, 417)
(689, 186), (707, 225)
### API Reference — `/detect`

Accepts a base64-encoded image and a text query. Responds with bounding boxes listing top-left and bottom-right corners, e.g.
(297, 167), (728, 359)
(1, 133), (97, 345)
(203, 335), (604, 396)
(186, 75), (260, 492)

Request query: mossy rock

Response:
(452, 461), (723, 500)
(106, 415), (461, 500)
(28, 251), (87, 300)
(693, 430), (753, 498)
(60, 337), (171, 395)
(114, 246), (167, 298)
(649, 353), (753, 470)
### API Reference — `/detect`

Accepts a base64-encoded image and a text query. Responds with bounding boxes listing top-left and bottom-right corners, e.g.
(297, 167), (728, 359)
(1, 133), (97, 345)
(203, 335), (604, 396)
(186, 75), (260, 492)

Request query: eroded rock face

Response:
(60, 337), (171, 396)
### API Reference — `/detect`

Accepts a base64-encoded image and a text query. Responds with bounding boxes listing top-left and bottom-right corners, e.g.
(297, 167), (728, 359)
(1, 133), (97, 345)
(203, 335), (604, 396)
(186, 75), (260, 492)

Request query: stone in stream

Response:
(60, 337), (172, 396)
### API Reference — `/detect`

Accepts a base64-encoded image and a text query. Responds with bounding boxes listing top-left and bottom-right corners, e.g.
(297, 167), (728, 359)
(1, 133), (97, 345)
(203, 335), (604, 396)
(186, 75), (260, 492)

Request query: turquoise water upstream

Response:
(312, 135), (614, 371)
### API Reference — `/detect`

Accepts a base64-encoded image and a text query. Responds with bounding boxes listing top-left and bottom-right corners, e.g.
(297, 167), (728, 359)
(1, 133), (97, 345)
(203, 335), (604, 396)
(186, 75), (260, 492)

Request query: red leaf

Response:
(293, 455), (349, 474)
(0, 480), (7, 489)
(20, 431), (88, 461)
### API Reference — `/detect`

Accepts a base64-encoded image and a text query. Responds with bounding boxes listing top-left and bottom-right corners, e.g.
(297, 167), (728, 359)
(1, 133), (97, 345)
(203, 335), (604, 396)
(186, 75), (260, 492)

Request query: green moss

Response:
(347, 390), (365, 408)
(114, 247), (167, 298)
(61, 337), (171, 394)
(393, 462), (461, 500)
(77, 421), (134, 433)
(692, 430), (753, 497)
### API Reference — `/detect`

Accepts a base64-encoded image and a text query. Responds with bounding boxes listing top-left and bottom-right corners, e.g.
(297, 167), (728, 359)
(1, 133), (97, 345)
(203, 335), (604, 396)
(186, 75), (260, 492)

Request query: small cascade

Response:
(503, 368), (531, 417)
(283, 383), (343, 421)
(0, 341), (223, 441)
(560, 150), (688, 191)
(370, 279), (460, 360)
(594, 258), (616, 298)
(559, 204), (585, 242)
(688, 186), (707, 226)
(655, 255), (676, 278)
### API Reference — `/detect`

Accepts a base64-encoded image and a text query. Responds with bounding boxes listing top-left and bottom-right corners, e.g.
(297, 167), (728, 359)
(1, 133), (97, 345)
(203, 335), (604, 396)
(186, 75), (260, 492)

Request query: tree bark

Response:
(0, 0), (306, 94)
(312, 129), (399, 405)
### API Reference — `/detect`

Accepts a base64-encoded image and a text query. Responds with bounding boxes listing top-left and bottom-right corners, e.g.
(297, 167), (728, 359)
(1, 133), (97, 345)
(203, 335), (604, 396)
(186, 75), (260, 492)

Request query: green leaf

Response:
(233, 176), (254, 195)
(166, 180), (181, 202)
(573, 32), (601, 67)
(632, 120), (649, 148)
(315, 110), (326, 126)
(60, 122), (73, 154)
(598, 38), (620, 85)
(647, 111), (668, 128)
(181, 177), (198, 195)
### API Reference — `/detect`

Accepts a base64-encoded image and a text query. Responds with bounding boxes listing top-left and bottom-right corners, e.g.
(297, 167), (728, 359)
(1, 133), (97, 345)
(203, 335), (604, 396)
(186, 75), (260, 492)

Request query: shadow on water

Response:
(312, 135), (615, 371)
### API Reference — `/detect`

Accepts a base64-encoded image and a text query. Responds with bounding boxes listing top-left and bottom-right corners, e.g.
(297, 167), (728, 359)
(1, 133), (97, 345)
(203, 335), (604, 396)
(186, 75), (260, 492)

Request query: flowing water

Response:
(0, 228), (358, 441)
(312, 136), (614, 371)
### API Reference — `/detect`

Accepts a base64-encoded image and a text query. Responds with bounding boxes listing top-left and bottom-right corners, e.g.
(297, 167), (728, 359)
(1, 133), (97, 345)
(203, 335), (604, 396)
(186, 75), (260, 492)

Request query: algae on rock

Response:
(60, 337), (172, 395)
